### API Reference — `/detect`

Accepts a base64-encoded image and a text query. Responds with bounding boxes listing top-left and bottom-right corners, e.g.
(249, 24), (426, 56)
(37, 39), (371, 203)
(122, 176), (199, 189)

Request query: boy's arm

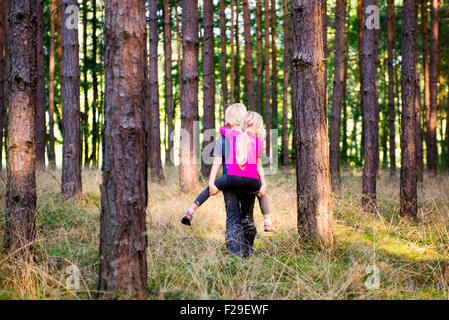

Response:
(208, 157), (222, 195)
(257, 158), (267, 197)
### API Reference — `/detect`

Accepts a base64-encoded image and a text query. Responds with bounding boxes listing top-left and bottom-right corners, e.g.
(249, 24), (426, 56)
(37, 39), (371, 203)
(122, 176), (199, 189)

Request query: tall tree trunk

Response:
(361, 0), (379, 213)
(99, 0), (148, 299)
(270, 0), (278, 130)
(322, 0), (328, 114)
(0, 0), (6, 171)
(201, 0), (215, 177)
(91, 0), (99, 168)
(446, 92), (449, 169)
(329, 0), (346, 187)
(82, 0), (89, 169)
(264, 0), (271, 156)
(57, 0), (62, 80)
(235, 2), (241, 101)
(427, 0), (438, 175)
(357, 0), (364, 161)
(400, 0), (417, 219)
(416, 67), (424, 183)
(48, 0), (57, 169)
(421, 0), (430, 165)
(255, 0), (262, 114)
(387, 0), (396, 180)
(438, 48), (443, 162)
(230, 0), (235, 104)
(179, 0), (199, 191)
(342, 1), (350, 163)
(242, 0), (255, 111)
(219, 0), (228, 114)
(292, 0), (334, 247)
(61, 0), (82, 197)
(36, 0), (46, 168)
(164, 0), (174, 167)
(5, 0), (37, 257)
(148, 0), (164, 182)
(281, 0), (290, 168)
(175, 0), (182, 95)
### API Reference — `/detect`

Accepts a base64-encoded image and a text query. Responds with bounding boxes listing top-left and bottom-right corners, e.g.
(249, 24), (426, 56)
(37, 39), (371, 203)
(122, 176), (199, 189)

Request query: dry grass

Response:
(0, 167), (448, 300)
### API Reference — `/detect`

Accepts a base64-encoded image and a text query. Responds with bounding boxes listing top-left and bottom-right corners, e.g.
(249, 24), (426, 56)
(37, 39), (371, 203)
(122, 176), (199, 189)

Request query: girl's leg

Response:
(193, 175), (233, 207)
(257, 195), (275, 232)
(181, 176), (233, 226)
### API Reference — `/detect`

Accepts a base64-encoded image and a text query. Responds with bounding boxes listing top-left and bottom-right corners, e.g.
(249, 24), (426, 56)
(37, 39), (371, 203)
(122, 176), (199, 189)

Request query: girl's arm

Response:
(257, 158), (267, 197)
(208, 156), (223, 195)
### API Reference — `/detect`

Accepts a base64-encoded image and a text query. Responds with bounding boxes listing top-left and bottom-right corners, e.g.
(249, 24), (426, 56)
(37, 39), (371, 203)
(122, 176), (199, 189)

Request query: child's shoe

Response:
(181, 210), (194, 226)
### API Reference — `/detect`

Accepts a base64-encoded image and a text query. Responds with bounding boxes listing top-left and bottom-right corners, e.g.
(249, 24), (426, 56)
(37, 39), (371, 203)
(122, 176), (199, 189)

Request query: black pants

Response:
(223, 190), (257, 257)
(194, 175), (261, 207)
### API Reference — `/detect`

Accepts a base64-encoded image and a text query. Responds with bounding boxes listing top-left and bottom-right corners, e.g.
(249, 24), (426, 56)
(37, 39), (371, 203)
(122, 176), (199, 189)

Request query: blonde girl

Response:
(181, 110), (274, 232)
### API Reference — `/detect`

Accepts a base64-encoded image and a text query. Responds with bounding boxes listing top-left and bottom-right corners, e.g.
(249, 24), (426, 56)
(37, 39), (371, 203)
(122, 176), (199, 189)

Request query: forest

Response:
(0, 0), (448, 300)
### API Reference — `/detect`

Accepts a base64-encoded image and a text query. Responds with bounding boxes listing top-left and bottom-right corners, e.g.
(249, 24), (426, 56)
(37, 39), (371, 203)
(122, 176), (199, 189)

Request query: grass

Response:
(0, 167), (448, 300)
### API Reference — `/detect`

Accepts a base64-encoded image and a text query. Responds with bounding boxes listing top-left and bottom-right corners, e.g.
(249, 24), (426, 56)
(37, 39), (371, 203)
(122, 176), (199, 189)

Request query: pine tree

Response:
(292, 0), (334, 247)
(5, 0), (37, 258)
(61, 0), (82, 197)
(99, 0), (148, 299)
(179, 0), (199, 191)
(400, 0), (418, 218)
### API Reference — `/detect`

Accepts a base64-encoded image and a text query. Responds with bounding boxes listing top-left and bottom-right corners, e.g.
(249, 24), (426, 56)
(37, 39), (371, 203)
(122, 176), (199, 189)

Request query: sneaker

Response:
(181, 212), (193, 226)
(264, 220), (276, 232)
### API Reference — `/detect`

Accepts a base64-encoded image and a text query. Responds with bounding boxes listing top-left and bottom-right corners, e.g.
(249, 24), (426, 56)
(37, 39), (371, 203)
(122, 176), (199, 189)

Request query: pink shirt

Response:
(219, 126), (263, 180)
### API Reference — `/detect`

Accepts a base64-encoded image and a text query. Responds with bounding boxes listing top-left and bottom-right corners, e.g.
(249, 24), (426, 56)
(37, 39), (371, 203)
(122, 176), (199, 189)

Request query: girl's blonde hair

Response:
(225, 103), (247, 127)
(236, 112), (266, 168)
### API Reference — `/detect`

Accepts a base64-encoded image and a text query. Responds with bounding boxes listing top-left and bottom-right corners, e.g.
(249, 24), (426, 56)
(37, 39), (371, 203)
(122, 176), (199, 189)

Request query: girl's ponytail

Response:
(236, 131), (250, 169)
(235, 111), (265, 169)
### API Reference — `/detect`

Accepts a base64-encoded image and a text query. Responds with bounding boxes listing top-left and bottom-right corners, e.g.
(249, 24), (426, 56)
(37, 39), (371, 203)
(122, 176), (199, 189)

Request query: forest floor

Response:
(0, 168), (448, 300)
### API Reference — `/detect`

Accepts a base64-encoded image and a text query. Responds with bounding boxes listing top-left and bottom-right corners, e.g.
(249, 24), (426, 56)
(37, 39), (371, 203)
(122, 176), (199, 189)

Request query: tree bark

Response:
(35, 0), (46, 169)
(270, 0), (278, 130)
(242, 0), (255, 112)
(357, 0), (364, 161)
(235, 2), (241, 102)
(201, 0), (215, 177)
(400, 0), (417, 219)
(57, 0), (62, 80)
(61, 0), (82, 197)
(438, 46), (443, 162)
(264, 0), (271, 156)
(415, 67), (424, 183)
(175, 0), (182, 95)
(255, 0), (262, 114)
(229, 0), (236, 105)
(0, 0), (6, 171)
(329, 0), (346, 187)
(219, 0), (228, 114)
(342, 1), (350, 163)
(421, 0), (430, 163)
(99, 0), (148, 299)
(179, 0), (199, 191)
(446, 92), (449, 169)
(292, 0), (334, 247)
(281, 0), (290, 168)
(5, 0), (37, 258)
(164, 0), (174, 167)
(48, 0), (57, 169)
(387, 0), (396, 180)
(361, 0), (379, 213)
(322, 0), (328, 115)
(91, 0), (99, 168)
(147, 0), (164, 182)
(427, 0), (438, 175)
(82, 0), (89, 169)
